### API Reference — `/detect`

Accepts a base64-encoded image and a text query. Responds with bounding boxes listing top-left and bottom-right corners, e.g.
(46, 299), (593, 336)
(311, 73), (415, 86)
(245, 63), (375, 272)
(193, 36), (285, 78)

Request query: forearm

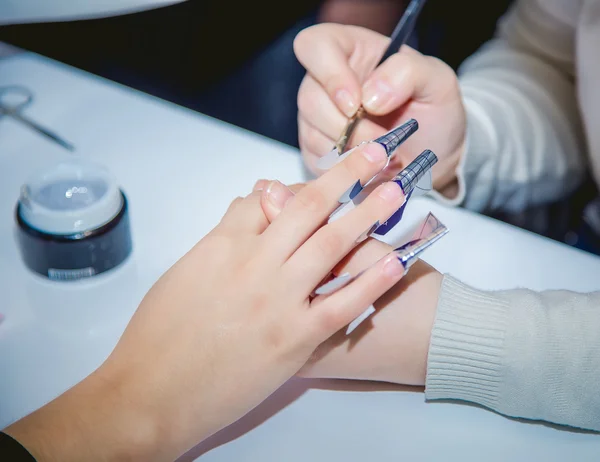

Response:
(301, 260), (441, 386)
(426, 276), (600, 432)
(304, 257), (600, 432)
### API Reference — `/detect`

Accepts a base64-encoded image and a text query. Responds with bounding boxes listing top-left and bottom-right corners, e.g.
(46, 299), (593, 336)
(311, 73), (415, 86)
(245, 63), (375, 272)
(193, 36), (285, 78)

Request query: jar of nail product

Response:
(15, 159), (132, 281)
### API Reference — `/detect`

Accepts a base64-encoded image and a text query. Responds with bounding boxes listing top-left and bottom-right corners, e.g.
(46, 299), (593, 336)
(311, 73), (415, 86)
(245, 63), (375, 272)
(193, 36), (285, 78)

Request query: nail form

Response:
(317, 119), (419, 172)
(315, 212), (448, 297)
(356, 221), (380, 243)
(374, 149), (438, 236)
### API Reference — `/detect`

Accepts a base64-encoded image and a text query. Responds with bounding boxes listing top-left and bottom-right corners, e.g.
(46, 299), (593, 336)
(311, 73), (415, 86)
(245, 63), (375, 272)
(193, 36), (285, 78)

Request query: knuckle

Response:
(295, 185), (327, 213)
(302, 150), (321, 177)
(318, 307), (346, 333)
(293, 26), (318, 57)
(220, 196), (244, 223)
(302, 126), (324, 156)
(339, 149), (364, 178)
(297, 84), (317, 118)
(317, 228), (346, 260)
(198, 233), (235, 260)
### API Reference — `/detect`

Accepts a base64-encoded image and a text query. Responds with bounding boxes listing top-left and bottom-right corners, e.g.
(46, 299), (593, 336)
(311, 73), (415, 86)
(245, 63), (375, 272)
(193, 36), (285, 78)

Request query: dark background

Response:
(3, 0), (597, 254)
(0, 1), (513, 147)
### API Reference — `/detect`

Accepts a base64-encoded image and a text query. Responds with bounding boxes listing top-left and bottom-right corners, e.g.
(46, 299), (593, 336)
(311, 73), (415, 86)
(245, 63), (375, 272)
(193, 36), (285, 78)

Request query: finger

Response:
(299, 83), (388, 148)
(253, 179), (269, 192)
(298, 114), (336, 164)
(332, 237), (393, 277)
(260, 181), (296, 225)
(287, 183), (306, 194)
(298, 77), (348, 142)
(219, 190), (269, 235)
(261, 141), (389, 262)
(310, 251), (406, 338)
(294, 24), (363, 117)
(299, 113), (387, 179)
(286, 181), (405, 291)
(362, 45), (454, 115)
(260, 182), (308, 224)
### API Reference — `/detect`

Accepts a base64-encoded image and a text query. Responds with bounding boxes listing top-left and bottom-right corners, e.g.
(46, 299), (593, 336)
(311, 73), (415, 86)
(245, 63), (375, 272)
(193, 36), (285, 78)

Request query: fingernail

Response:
(266, 181), (293, 209)
(363, 79), (394, 112)
(253, 179), (268, 192)
(377, 182), (403, 202)
(362, 143), (387, 164)
(356, 220), (380, 243)
(382, 254), (405, 277)
(394, 149), (438, 196)
(334, 89), (357, 117)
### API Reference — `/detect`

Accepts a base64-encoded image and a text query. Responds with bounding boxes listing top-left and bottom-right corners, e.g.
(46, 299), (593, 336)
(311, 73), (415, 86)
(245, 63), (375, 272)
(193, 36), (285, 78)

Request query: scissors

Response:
(0, 85), (74, 151)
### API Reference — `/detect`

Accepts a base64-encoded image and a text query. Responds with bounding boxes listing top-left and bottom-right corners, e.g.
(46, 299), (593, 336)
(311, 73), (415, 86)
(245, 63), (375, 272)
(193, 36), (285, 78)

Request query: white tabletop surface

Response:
(1, 53), (599, 461)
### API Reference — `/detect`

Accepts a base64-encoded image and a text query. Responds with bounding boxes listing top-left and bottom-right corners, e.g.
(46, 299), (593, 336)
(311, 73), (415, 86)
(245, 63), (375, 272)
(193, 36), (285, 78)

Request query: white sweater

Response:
(427, 0), (600, 432)
(439, 0), (598, 213)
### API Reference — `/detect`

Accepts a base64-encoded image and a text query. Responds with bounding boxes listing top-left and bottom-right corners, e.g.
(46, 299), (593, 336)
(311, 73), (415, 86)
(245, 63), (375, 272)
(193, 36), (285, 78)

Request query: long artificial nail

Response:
(334, 89), (358, 118)
(331, 214), (449, 335)
(394, 212), (449, 271)
(356, 221), (380, 243)
(395, 149), (438, 197)
(317, 116), (417, 172)
(373, 119), (418, 158)
(363, 79), (393, 112)
(373, 149), (438, 236)
(339, 180), (363, 204)
(316, 144), (361, 171)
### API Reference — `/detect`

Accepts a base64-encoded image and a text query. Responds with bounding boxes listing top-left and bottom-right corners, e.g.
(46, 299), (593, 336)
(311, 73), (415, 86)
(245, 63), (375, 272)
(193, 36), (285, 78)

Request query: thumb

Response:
(294, 24), (386, 117)
(361, 45), (456, 115)
(260, 181), (296, 223)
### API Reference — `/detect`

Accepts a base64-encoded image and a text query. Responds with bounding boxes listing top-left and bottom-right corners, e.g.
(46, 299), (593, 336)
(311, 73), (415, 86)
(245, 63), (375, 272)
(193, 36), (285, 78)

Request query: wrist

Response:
(299, 260), (443, 386)
(373, 261), (443, 386)
(4, 366), (164, 462)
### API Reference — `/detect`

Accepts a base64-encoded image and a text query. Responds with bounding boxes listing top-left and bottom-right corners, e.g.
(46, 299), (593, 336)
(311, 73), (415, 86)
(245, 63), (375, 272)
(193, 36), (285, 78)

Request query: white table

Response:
(1, 53), (599, 461)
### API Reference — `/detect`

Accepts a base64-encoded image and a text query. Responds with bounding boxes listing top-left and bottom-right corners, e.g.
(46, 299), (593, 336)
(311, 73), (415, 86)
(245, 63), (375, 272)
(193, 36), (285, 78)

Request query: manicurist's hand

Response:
(295, 23), (466, 196)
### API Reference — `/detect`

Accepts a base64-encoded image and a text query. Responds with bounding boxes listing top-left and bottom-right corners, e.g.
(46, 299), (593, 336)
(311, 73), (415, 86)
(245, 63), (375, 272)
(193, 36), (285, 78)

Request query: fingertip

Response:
(362, 77), (396, 114)
(253, 179), (269, 192)
(261, 181), (295, 222)
(333, 88), (359, 118)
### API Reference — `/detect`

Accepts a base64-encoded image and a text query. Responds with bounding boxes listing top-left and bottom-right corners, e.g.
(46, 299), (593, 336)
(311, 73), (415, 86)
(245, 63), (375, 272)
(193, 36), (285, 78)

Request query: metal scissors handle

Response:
(0, 85), (74, 151)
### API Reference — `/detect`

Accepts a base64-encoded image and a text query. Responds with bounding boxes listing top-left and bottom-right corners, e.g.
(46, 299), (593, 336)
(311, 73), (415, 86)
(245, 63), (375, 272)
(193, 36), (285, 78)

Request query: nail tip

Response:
(315, 272), (352, 295)
(316, 149), (341, 170)
(374, 119), (420, 157)
(394, 149), (438, 197)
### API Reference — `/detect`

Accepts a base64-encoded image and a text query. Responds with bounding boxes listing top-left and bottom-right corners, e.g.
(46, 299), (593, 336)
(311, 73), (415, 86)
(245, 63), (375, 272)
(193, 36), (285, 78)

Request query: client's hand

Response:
(4, 142), (410, 462)
(254, 179), (443, 387)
